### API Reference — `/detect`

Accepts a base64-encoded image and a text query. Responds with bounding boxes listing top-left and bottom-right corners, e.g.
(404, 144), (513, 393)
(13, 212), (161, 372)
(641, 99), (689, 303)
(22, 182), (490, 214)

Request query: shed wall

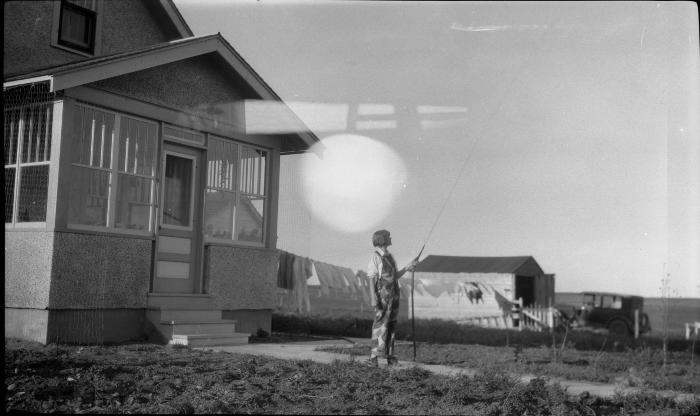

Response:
(410, 272), (513, 321)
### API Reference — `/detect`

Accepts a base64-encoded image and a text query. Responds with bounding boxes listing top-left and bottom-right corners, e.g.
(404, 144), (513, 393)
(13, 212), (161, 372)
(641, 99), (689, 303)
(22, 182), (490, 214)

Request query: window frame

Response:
(51, 0), (103, 57)
(204, 135), (270, 248)
(4, 101), (54, 229)
(67, 103), (159, 236)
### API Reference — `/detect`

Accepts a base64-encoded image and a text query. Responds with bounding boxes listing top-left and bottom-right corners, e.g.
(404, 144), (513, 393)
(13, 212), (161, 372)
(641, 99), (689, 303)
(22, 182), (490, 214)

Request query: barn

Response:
(407, 255), (555, 328)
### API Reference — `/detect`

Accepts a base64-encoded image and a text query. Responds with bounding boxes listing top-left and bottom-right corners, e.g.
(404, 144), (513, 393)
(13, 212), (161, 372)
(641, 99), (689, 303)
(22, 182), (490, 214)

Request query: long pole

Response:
(412, 245), (425, 361)
(412, 268), (416, 361)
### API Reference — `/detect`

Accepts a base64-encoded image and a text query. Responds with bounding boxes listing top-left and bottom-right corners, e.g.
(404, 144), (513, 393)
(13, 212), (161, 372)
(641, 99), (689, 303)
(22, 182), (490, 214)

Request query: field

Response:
(5, 338), (700, 415)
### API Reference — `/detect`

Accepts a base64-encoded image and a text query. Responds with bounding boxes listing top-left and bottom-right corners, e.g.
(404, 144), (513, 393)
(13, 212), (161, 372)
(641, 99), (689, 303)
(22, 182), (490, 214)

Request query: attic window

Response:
(54, 0), (101, 56)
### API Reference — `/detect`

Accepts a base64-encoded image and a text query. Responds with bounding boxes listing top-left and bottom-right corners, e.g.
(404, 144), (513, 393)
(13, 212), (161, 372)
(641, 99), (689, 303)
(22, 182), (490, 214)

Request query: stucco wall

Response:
(91, 55), (251, 128)
(5, 231), (54, 309)
(4, 0), (174, 76)
(101, 0), (172, 55)
(205, 245), (277, 310)
(49, 232), (152, 309)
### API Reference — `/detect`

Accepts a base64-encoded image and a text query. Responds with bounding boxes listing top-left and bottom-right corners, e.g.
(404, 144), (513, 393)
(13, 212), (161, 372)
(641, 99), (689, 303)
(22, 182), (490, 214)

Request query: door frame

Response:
(152, 141), (205, 294)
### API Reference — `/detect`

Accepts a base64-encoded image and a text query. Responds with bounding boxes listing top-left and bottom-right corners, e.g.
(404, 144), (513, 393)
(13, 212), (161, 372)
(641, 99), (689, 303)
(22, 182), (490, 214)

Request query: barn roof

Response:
(416, 255), (545, 276)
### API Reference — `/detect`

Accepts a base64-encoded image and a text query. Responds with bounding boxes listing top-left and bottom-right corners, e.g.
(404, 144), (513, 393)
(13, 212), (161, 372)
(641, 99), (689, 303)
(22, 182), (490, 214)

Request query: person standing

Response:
(366, 229), (418, 367)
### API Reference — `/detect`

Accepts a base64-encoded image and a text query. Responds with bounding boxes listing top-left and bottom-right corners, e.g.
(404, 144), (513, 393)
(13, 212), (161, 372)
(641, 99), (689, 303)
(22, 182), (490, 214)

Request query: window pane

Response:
(68, 166), (109, 226)
(119, 117), (157, 176)
(204, 190), (235, 239)
(236, 195), (264, 243)
(17, 165), (49, 222)
(239, 147), (267, 195)
(5, 168), (16, 222)
(21, 103), (53, 163)
(60, 5), (94, 50)
(162, 154), (193, 227)
(74, 106), (114, 168)
(115, 174), (153, 231)
(4, 107), (21, 165)
(207, 138), (237, 191)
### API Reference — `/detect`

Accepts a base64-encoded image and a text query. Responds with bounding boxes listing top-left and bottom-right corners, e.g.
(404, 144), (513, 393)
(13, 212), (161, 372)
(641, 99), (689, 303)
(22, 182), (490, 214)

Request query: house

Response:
(408, 255), (555, 328)
(4, 0), (318, 346)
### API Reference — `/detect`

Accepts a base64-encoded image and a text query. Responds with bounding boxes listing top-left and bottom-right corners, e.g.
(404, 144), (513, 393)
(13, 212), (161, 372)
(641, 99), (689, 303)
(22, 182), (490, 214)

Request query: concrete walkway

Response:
(199, 338), (698, 402)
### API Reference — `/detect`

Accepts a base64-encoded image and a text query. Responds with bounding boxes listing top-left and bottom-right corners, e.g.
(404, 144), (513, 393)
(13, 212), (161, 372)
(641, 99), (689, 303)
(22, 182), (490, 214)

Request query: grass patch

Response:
(6, 338), (698, 414)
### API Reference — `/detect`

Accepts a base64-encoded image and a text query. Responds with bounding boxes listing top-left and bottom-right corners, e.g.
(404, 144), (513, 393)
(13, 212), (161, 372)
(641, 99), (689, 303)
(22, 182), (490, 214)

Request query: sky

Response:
(174, 1), (700, 298)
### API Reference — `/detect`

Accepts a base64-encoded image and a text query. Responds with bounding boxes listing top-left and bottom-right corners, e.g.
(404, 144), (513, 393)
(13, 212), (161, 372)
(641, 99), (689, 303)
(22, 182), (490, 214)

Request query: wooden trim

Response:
(50, 0), (103, 57)
(266, 148), (281, 249)
(53, 97), (75, 230)
(52, 38), (230, 92)
(44, 99), (64, 230)
(51, 225), (156, 241)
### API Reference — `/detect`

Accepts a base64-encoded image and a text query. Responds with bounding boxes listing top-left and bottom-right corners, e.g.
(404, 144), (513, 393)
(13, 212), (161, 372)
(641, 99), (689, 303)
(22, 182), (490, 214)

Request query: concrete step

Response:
(170, 332), (250, 347)
(160, 320), (238, 336)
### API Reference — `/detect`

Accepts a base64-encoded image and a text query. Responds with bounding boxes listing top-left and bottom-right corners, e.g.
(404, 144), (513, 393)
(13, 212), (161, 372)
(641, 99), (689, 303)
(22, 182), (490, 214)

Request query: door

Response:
(153, 142), (203, 293)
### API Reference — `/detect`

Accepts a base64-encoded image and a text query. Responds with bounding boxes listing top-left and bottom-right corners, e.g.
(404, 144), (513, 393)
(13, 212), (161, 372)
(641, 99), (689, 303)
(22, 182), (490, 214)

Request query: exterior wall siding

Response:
(91, 56), (250, 129)
(205, 245), (277, 310)
(4, 0), (175, 77)
(4, 231), (55, 309)
(49, 232), (152, 309)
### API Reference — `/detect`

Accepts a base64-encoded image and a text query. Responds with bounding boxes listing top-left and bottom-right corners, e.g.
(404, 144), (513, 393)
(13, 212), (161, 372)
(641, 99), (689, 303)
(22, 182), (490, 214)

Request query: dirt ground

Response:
(5, 337), (700, 415)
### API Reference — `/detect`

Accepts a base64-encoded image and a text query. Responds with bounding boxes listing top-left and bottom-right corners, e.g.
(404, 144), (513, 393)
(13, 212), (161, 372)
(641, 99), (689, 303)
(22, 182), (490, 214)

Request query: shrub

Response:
(272, 313), (696, 354)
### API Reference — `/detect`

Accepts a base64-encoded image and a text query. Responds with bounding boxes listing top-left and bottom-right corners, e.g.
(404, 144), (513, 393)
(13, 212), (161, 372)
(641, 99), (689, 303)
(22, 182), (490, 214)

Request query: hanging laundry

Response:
(340, 267), (359, 296)
(419, 280), (457, 298)
(277, 250), (295, 290)
(313, 261), (333, 296)
(493, 288), (515, 313)
(292, 256), (313, 313)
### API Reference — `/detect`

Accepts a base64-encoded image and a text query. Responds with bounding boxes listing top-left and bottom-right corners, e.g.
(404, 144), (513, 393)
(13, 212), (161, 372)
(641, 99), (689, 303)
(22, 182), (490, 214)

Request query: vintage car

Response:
(557, 292), (651, 336)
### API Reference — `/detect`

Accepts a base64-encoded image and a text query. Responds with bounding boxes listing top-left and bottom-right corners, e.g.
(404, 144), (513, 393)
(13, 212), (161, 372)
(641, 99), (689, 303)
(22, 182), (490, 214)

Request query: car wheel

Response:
(608, 319), (629, 337)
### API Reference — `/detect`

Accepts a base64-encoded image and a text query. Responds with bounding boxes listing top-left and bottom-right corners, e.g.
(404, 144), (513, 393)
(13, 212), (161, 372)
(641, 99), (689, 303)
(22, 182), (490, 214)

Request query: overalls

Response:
(370, 251), (400, 362)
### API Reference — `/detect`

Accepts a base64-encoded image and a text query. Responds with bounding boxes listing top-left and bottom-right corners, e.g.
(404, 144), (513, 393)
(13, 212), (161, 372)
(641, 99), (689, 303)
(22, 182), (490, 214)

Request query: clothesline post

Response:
(411, 269), (416, 361)
(411, 245), (425, 362)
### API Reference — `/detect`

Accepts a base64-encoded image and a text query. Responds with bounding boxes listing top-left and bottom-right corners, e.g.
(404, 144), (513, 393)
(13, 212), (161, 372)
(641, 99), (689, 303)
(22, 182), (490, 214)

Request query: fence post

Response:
(518, 297), (523, 332)
(634, 309), (639, 339)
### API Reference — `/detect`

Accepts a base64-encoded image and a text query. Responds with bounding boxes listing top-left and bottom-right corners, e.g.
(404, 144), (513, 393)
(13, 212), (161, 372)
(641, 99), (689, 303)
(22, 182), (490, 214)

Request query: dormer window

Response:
(52, 0), (102, 56)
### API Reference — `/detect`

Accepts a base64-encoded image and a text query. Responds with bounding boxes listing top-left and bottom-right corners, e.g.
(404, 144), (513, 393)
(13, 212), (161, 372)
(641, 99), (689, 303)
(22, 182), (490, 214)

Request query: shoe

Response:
(387, 356), (399, 366)
(365, 357), (378, 367)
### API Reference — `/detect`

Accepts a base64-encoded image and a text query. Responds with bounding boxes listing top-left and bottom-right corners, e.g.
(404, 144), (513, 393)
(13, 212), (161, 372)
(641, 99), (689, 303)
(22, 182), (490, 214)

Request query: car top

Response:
(581, 291), (644, 299)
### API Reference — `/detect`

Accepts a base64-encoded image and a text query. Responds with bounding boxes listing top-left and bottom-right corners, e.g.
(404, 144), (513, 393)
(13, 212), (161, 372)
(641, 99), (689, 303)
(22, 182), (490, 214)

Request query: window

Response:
(54, 0), (100, 55)
(4, 94), (54, 225)
(205, 136), (268, 245)
(68, 104), (158, 233)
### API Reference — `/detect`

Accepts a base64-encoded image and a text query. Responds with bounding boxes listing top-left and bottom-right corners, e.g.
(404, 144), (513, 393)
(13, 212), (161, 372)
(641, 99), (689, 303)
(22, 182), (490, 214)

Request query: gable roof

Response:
(416, 255), (545, 276)
(4, 34), (318, 153)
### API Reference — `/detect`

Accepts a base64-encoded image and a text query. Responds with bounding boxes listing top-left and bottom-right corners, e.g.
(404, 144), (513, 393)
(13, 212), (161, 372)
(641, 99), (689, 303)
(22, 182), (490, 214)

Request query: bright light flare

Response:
(300, 134), (407, 233)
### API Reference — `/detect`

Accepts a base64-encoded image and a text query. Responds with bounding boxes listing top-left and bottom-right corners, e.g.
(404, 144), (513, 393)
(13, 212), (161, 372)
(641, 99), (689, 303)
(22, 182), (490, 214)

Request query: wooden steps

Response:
(147, 293), (249, 347)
